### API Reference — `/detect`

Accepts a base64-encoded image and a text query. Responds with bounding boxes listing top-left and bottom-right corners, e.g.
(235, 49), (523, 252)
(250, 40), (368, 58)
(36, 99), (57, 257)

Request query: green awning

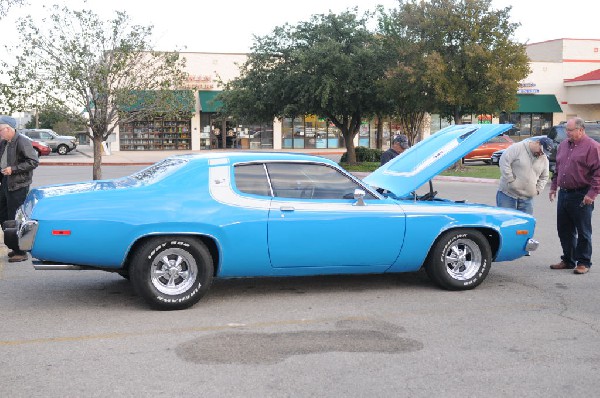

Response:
(516, 94), (562, 113)
(199, 91), (223, 113)
(121, 90), (195, 113)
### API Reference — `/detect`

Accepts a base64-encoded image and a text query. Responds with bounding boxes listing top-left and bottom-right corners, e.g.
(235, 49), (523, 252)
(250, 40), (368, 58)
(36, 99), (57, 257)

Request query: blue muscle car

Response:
(6, 124), (538, 310)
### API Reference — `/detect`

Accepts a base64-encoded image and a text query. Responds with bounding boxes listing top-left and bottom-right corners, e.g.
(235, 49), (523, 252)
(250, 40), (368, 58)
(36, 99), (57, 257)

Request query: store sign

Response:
(185, 74), (215, 89)
(517, 82), (540, 94)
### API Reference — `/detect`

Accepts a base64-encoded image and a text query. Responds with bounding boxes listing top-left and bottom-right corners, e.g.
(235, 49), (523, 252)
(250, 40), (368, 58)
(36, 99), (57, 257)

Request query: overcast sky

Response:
(1, 0), (598, 55)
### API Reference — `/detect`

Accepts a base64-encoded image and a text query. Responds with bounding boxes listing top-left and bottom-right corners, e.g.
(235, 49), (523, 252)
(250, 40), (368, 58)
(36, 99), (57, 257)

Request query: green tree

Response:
(383, 0), (530, 125)
(24, 101), (87, 133)
(219, 9), (392, 164)
(378, 7), (436, 146)
(4, 5), (192, 179)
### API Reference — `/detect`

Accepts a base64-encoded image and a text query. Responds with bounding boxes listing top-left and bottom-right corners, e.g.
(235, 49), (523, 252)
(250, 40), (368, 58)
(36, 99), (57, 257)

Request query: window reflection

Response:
(266, 163), (376, 200)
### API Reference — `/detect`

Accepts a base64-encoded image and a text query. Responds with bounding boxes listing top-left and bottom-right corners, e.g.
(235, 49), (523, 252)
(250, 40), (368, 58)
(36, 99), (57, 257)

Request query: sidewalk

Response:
(39, 145), (497, 184)
(39, 145), (346, 166)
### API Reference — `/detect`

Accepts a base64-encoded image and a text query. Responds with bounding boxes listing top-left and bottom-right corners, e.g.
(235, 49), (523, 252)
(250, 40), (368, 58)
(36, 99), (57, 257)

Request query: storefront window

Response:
(430, 114), (452, 134)
(293, 117), (304, 148)
(328, 122), (342, 148)
(200, 113), (213, 149)
(120, 116), (191, 151)
(499, 112), (553, 136)
(359, 122), (370, 147)
(382, 121), (391, 149)
(305, 115), (317, 149)
(281, 116), (346, 149)
(315, 118), (328, 148)
(282, 118), (294, 149)
(245, 122), (273, 149)
(369, 119), (378, 149)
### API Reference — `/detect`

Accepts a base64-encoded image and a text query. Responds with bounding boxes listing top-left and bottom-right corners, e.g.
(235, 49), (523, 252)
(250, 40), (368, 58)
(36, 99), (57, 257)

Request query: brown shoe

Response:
(8, 253), (28, 263)
(550, 261), (574, 270)
(574, 265), (590, 274)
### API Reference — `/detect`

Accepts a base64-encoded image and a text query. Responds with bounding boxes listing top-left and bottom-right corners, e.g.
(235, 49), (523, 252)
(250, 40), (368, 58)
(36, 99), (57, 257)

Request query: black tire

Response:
(35, 148), (41, 157)
(483, 160), (492, 165)
(117, 270), (130, 280)
(130, 236), (214, 310)
(57, 144), (69, 155)
(425, 229), (491, 290)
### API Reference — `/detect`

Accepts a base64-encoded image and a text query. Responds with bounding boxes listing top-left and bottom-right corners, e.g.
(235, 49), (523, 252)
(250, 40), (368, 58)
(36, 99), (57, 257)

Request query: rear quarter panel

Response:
(29, 164), (272, 271)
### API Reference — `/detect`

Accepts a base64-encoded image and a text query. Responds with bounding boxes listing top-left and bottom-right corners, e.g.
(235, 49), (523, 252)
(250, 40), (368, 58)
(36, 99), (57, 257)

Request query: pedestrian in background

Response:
(0, 115), (39, 262)
(548, 117), (600, 274)
(380, 134), (410, 165)
(496, 136), (552, 214)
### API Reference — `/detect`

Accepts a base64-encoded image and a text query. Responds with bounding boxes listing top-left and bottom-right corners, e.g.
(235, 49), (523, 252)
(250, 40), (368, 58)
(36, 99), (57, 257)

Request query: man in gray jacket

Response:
(0, 115), (39, 262)
(496, 136), (552, 215)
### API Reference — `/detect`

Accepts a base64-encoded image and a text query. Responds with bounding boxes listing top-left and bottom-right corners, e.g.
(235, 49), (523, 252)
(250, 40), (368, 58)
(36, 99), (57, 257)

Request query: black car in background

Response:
(493, 121), (600, 171)
(546, 121), (600, 172)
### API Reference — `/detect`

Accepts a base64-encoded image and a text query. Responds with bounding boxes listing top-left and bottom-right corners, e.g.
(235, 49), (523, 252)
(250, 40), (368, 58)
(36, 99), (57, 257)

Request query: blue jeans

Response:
(557, 188), (594, 268)
(496, 190), (533, 215)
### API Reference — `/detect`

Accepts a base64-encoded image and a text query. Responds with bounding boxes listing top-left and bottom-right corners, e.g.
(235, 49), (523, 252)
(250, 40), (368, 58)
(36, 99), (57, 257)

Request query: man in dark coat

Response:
(0, 115), (39, 262)
(381, 134), (410, 165)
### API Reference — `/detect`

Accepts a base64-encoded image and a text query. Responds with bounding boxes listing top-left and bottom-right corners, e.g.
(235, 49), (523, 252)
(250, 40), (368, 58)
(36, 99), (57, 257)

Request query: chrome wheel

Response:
(443, 238), (482, 281)
(150, 248), (198, 295)
(426, 229), (491, 290)
(57, 144), (69, 155)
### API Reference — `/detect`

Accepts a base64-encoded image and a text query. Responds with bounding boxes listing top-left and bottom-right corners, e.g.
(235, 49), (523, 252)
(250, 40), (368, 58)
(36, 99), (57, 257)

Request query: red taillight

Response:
(52, 230), (71, 236)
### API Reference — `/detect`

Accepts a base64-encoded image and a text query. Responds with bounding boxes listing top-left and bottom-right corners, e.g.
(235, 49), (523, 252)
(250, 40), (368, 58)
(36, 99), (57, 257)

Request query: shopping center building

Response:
(110, 38), (600, 152)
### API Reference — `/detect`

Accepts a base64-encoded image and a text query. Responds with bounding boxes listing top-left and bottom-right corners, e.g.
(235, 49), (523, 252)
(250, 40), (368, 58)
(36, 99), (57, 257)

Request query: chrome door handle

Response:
(279, 206), (295, 212)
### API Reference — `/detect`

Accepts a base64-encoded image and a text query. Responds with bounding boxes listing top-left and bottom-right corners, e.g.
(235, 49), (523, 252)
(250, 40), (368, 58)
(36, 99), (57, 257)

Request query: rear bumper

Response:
(526, 238), (539, 252)
(2, 218), (38, 252)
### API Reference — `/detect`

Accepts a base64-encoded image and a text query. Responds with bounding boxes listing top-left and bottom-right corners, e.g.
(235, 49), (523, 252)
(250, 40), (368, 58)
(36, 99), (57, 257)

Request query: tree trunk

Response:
(376, 115), (383, 149)
(344, 134), (356, 164)
(92, 136), (103, 180)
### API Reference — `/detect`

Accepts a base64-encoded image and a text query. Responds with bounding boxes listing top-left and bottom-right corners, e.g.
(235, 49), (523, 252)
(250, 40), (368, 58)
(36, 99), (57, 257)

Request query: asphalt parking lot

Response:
(1, 164), (599, 397)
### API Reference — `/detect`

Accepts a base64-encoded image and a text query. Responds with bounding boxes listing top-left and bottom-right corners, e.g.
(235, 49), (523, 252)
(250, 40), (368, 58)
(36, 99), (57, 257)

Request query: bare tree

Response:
(0, 0), (26, 19)
(4, 5), (192, 179)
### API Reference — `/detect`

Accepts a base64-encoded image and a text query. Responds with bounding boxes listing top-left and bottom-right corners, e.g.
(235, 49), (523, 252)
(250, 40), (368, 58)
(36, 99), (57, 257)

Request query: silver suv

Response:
(19, 129), (77, 155)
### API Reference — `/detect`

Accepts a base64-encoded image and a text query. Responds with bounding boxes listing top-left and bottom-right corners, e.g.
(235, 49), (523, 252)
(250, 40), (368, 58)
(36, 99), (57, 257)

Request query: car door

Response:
(266, 162), (405, 269)
(39, 131), (57, 150)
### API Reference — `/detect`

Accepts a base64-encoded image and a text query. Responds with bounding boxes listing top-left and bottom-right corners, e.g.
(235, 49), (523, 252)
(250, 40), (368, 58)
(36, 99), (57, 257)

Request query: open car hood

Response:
(363, 124), (513, 197)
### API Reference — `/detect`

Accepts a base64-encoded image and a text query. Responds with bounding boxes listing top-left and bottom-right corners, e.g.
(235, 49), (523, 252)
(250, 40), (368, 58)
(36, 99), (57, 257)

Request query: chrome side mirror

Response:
(353, 189), (366, 206)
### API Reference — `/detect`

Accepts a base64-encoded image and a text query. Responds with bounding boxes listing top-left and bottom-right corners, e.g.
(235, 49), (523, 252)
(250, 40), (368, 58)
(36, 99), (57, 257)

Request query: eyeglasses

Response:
(566, 127), (580, 132)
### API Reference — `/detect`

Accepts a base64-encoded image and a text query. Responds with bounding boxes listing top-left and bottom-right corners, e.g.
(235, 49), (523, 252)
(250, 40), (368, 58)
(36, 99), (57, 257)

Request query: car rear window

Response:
(234, 164), (272, 196)
(130, 158), (188, 183)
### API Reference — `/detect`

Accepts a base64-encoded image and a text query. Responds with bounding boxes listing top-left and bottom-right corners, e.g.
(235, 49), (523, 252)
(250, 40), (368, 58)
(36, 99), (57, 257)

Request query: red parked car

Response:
(23, 134), (51, 156)
(463, 134), (514, 164)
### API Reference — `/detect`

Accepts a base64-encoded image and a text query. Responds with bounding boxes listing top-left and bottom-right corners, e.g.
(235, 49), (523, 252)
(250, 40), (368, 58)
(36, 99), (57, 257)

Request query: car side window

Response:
(27, 131), (40, 139)
(266, 162), (376, 200)
(40, 132), (53, 140)
(234, 164), (272, 197)
(488, 136), (505, 144)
